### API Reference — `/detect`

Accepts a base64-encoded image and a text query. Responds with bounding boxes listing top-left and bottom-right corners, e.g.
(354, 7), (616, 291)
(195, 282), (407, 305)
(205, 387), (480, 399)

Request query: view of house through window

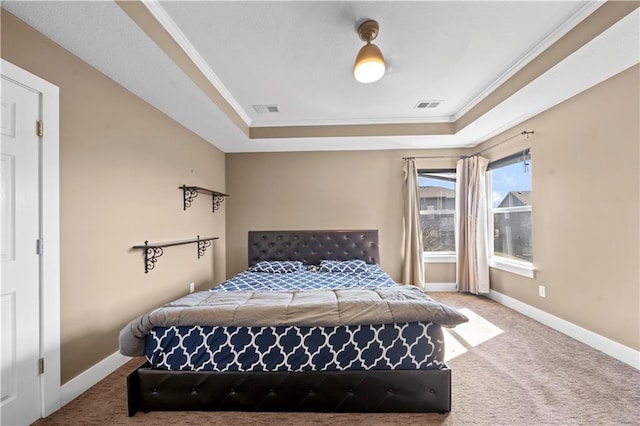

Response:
(418, 171), (456, 254)
(487, 151), (532, 263)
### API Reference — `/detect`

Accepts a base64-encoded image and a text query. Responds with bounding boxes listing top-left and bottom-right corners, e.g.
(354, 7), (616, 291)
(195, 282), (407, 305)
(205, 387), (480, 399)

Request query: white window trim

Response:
(423, 252), (457, 263)
(489, 257), (535, 278)
(486, 163), (534, 279)
(492, 205), (532, 214)
(419, 170), (457, 261)
(420, 209), (453, 215)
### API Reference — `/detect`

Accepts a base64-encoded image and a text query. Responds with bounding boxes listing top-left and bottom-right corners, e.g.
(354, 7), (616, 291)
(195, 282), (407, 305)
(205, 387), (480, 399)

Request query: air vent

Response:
(253, 104), (279, 114)
(415, 100), (442, 109)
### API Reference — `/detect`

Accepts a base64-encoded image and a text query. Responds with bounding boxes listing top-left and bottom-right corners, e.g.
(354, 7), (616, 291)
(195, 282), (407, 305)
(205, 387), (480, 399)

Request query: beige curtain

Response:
(402, 159), (425, 288)
(455, 156), (490, 294)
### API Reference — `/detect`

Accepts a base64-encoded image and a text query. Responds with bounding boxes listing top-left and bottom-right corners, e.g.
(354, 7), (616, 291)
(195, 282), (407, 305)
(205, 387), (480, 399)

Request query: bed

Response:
(121, 230), (467, 415)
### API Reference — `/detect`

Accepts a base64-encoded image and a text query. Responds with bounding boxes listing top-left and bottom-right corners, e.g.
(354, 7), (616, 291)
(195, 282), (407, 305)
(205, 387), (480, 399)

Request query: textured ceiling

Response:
(159, 1), (586, 125)
(2, 1), (639, 153)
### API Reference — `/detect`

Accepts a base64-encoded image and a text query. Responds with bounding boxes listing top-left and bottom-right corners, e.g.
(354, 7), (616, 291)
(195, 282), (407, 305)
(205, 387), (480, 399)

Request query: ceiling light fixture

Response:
(353, 19), (386, 84)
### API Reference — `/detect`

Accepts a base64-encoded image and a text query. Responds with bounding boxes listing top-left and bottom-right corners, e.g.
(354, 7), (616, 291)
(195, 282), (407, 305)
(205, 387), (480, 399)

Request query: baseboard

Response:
(60, 351), (131, 407)
(425, 283), (458, 292)
(487, 290), (640, 370)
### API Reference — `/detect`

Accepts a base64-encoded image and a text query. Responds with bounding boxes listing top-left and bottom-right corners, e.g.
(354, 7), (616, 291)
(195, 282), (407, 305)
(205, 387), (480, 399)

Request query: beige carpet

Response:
(33, 293), (640, 425)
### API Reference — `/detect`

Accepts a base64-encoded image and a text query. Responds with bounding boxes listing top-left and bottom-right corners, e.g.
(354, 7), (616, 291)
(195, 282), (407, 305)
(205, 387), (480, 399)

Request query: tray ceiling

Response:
(2, 1), (638, 152)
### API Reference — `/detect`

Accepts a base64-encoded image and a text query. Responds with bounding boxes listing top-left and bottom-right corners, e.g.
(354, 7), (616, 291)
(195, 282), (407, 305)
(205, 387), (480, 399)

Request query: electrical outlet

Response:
(538, 285), (546, 298)
(189, 282), (195, 293)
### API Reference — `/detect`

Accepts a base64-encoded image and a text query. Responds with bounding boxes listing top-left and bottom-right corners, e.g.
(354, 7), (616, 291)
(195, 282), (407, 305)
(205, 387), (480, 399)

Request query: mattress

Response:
(141, 262), (448, 373)
(145, 321), (445, 372)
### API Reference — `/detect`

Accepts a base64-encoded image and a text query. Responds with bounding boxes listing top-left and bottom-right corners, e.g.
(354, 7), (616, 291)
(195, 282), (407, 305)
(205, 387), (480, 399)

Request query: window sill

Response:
(423, 253), (456, 264)
(489, 258), (535, 278)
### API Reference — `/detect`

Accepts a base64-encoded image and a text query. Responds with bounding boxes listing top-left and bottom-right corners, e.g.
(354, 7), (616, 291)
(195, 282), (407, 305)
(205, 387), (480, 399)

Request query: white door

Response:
(1, 77), (42, 425)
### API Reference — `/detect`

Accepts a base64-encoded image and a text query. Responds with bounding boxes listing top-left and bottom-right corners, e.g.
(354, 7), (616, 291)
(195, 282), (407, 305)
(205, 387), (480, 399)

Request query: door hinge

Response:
(39, 358), (45, 374)
(36, 238), (43, 255)
(37, 120), (43, 137)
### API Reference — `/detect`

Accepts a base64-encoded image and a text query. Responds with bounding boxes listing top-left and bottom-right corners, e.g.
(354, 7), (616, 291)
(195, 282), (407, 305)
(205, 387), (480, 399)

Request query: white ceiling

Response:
(2, 1), (639, 153)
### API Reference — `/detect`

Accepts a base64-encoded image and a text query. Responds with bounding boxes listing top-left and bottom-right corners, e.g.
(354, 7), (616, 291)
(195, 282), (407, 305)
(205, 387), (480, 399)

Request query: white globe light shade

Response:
(353, 43), (386, 83)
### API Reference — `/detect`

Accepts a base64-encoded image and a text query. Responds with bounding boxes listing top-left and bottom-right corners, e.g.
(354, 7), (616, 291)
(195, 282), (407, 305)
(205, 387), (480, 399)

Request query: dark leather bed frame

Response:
(127, 230), (451, 415)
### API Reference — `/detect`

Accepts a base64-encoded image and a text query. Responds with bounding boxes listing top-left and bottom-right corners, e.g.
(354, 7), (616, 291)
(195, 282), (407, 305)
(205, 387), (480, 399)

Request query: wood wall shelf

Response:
(133, 236), (219, 273)
(180, 185), (229, 212)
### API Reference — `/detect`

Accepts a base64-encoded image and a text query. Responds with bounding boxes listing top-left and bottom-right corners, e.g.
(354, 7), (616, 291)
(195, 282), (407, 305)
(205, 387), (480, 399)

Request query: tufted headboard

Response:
(248, 230), (380, 266)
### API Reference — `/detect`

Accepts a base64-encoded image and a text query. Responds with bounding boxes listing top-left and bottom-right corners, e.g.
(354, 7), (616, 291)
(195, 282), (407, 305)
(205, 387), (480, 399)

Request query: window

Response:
(487, 150), (533, 270)
(418, 170), (456, 258)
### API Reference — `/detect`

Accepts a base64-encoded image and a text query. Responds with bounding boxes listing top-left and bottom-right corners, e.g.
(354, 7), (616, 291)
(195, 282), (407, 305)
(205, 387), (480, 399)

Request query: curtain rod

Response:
(402, 130), (534, 160)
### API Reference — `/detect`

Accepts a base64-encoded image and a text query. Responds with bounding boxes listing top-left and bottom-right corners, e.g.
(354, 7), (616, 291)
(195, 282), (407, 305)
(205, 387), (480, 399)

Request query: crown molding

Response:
(142, 0), (253, 126)
(250, 114), (455, 128)
(452, 0), (605, 121)
(249, 121), (454, 139)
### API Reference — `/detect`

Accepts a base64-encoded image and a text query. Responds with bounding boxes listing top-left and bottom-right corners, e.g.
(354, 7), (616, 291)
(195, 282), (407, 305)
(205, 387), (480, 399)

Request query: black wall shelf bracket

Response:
(142, 242), (163, 274)
(212, 194), (225, 212)
(182, 186), (199, 210)
(180, 185), (229, 212)
(133, 236), (219, 273)
(197, 235), (212, 259)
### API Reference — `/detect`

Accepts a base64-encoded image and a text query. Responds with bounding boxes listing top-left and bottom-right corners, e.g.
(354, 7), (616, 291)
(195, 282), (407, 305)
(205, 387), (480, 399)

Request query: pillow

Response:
(318, 259), (368, 274)
(248, 260), (305, 273)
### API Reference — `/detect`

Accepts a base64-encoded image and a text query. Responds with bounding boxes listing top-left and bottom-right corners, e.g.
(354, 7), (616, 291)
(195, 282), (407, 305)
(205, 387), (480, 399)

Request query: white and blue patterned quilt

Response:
(210, 264), (396, 292)
(139, 263), (457, 372)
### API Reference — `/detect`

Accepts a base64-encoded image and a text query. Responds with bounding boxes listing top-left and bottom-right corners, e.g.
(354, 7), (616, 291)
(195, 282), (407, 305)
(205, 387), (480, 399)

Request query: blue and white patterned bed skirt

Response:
(146, 321), (445, 372)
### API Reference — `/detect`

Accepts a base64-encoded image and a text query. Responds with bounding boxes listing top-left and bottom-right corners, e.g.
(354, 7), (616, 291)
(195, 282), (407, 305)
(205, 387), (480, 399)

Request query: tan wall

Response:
(225, 150), (402, 278)
(225, 148), (463, 281)
(227, 65), (639, 352)
(2, 11), (227, 383)
(477, 64), (639, 351)
(425, 263), (457, 283)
